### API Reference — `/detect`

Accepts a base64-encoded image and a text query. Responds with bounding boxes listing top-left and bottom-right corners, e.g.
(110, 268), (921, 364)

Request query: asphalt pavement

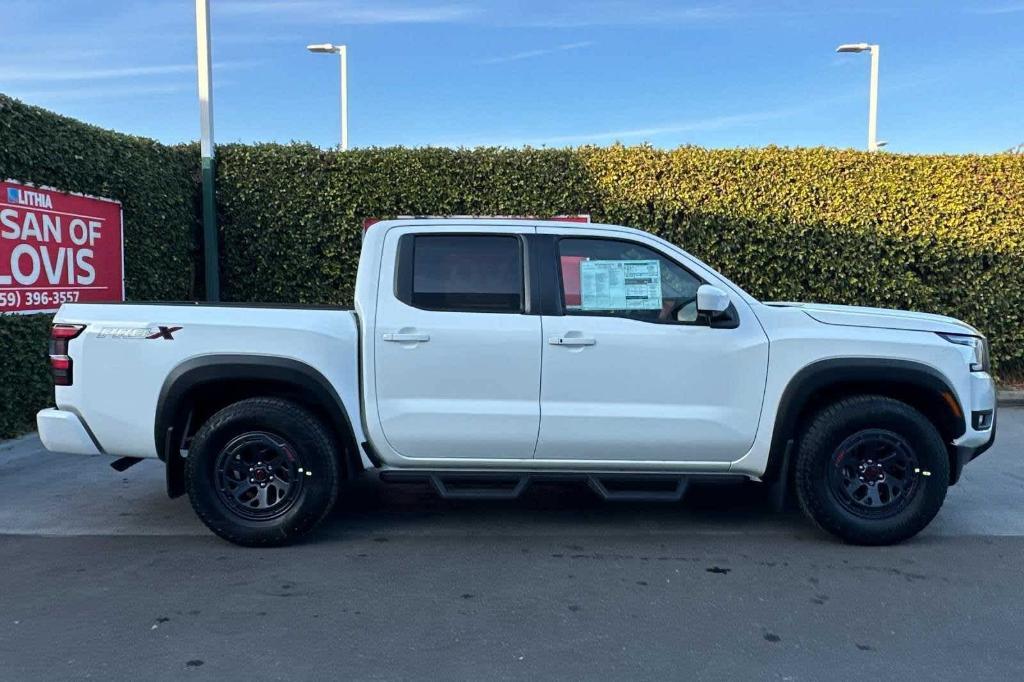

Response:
(1, 409), (1022, 681)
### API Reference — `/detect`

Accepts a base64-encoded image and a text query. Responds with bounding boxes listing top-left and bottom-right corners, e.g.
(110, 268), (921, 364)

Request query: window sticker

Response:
(579, 259), (662, 310)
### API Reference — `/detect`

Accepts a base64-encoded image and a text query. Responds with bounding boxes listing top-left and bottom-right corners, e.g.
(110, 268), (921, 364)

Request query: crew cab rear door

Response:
(372, 225), (541, 460)
(534, 228), (769, 463)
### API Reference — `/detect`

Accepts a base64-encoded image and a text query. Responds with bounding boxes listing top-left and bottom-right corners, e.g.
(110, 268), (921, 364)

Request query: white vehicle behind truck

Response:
(37, 219), (997, 546)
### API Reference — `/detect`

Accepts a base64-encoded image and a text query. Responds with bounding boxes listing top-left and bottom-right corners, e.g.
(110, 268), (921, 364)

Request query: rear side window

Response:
(398, 234), (524, 313)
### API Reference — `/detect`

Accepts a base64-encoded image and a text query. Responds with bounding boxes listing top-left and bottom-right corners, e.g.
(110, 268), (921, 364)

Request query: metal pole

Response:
(195, 0), (220, 300)
(339, 45), (349, 150)
(867, 45), (879, 152)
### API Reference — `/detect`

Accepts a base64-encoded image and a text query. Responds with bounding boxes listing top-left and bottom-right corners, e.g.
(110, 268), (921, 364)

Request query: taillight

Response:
(50, 324), (85, 386)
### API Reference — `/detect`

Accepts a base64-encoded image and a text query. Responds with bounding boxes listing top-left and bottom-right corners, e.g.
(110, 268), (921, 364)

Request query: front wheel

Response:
(795, 395), (949, 545)
(186, 398), (340, 546)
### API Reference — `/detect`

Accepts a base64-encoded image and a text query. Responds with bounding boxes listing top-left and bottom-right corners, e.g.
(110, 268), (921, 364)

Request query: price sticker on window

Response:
(579, 259), (662, 310)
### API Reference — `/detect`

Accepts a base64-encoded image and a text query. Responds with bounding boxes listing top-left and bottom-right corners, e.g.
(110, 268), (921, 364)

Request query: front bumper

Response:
(950, 407), (997, 485)
(947, 372), (996, 485)
(36, 408), (102, 455)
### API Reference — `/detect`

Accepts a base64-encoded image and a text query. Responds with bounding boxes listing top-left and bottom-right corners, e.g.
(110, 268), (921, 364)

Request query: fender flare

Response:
(764, 357), (965, 481)
(155, 354), (358, 463)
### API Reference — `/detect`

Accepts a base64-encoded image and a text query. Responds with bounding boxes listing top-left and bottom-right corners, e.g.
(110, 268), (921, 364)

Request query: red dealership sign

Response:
(1, 180), (124, 314)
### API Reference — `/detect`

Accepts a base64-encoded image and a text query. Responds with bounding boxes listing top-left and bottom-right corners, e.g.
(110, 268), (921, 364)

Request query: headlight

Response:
(938, 333), (989, 372)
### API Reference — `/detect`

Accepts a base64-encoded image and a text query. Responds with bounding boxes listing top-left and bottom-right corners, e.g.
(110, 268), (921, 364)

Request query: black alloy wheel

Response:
(214, 431), (304, 520)
(827, 428), (922, 519)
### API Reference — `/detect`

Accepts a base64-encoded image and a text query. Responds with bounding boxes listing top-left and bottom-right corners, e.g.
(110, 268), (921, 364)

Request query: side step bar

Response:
(378, 471), (695, 503)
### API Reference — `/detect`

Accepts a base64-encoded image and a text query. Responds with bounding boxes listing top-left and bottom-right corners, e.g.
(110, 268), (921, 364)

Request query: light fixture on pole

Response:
(836, 42), (885, 151)
(307, 43), (349, 150)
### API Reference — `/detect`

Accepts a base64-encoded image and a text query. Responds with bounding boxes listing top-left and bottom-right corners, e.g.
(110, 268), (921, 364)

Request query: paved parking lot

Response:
(0, 409), (1021, 680)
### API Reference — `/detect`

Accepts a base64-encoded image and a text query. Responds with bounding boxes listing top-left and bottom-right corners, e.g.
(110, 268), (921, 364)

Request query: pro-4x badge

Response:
(97, 325), (183, 340)
(146, 326), (182, 340)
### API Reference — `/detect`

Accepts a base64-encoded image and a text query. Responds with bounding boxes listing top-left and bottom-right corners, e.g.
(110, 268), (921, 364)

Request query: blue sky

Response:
(1, 1), (1022, 153)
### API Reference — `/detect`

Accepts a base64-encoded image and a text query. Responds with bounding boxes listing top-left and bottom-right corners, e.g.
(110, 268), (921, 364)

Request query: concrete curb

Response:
(999, 390), (1024, 407)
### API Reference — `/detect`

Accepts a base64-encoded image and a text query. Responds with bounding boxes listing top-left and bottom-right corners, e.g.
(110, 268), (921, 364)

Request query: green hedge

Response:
(216, 145), (599, 305)
(217, 143), (1024, 373)
(0, 95), (199, 438)
(0, 315), (55, 439)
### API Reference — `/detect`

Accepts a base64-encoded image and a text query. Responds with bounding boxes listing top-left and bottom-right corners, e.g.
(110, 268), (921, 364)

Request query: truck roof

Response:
(366, 217), (637, 233)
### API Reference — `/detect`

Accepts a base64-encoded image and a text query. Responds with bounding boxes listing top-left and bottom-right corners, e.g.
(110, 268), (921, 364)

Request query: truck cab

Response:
(358, 220), (769, 469)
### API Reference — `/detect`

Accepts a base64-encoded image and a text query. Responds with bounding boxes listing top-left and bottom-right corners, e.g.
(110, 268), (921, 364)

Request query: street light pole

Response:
(195, 0), (219, 300)
(836, 42), (883, 151)
(339, 45), (348, 152)
(307, 43), (349, 150)
(867, 44), (879, 152)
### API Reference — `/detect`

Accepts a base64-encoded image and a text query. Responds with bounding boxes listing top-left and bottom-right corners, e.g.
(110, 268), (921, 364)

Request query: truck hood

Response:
(764, 302), (980, 336)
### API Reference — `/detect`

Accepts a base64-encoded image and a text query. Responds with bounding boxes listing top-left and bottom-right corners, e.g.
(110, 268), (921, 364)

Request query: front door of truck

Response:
(534, 231), (770, 463)
(373, 226), (541, 460)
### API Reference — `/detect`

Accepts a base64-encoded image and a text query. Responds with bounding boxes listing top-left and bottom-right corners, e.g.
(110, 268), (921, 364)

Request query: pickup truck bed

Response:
(44, 302), (364, 462)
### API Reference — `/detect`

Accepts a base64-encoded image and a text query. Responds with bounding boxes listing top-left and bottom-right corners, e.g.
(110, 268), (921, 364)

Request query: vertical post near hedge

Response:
(836, 42), (883, 151)
(195, 0), (220, 301)
(306, 43), (349, 150)
(867, 44), (879, 152)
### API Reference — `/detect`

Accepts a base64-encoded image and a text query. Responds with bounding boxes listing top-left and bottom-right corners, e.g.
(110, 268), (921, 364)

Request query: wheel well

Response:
(793, 380), (964, 445)
(158, 357), (361, 497)
(766, 360), (967, 487)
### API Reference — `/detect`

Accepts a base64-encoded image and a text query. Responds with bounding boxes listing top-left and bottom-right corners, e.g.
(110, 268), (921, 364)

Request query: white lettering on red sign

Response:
(1, 180), (123, 314)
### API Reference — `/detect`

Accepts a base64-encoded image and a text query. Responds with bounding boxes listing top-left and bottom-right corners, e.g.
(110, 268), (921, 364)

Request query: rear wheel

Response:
(186, 398), (340, 546)
(794, 395), (949, 545)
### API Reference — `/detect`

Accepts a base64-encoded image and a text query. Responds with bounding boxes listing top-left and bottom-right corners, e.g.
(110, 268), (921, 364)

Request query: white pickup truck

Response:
(36, 218), (996, 546)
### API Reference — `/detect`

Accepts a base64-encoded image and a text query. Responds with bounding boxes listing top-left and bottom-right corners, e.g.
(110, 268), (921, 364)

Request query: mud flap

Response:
(768, 439), (794, 512)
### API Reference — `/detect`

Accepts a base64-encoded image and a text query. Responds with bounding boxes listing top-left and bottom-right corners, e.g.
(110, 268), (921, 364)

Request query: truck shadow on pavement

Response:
(315, 474), (815, 543)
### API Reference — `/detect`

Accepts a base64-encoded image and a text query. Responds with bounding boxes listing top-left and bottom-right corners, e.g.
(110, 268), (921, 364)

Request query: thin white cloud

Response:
(0, 61), (257, 83)
(216, 0), (478, 23)
(214, 0), (737, 26)
(965, 2), (1024, 13)
(0, 64), (195, 83)
(214, 32), (307, 45)
(526, 110), (794, 146)
(502, 2), (741, 28)
(9, 82), (196, 103)
(431, 107), (804, 148)
(478, 41), (595, 65)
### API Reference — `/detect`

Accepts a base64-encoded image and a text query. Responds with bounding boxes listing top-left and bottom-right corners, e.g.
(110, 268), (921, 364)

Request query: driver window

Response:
(557, 238), (702, 323)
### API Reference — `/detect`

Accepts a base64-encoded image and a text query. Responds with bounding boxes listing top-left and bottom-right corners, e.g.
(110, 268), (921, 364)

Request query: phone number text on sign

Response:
(0, 290), (82, 308)
(1, 180), (124, 314)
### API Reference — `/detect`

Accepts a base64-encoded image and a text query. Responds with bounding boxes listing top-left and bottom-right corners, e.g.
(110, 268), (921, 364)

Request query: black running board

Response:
(378, 470), (698, 502)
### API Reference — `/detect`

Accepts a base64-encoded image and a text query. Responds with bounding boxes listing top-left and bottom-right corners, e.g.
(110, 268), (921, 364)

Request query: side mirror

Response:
(696, 284), (730, 315)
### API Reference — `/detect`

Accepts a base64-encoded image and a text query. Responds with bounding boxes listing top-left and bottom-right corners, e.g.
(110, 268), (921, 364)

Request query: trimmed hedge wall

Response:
(0, 95), (198, 438)
(216, 145), (600, 305)
(217, 143), (1024, 373)
(0, 314), (55, 440)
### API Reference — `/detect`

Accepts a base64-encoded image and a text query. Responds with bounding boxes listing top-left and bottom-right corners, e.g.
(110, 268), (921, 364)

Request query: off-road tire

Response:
(186, 398), (340, 547)
(795, 394), (949, 545)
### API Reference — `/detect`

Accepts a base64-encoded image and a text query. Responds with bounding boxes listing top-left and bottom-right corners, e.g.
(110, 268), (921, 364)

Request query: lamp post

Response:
(195, 0), (219, 300)
(307, 43), (348, 150)
(836, 42), (883, 151)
